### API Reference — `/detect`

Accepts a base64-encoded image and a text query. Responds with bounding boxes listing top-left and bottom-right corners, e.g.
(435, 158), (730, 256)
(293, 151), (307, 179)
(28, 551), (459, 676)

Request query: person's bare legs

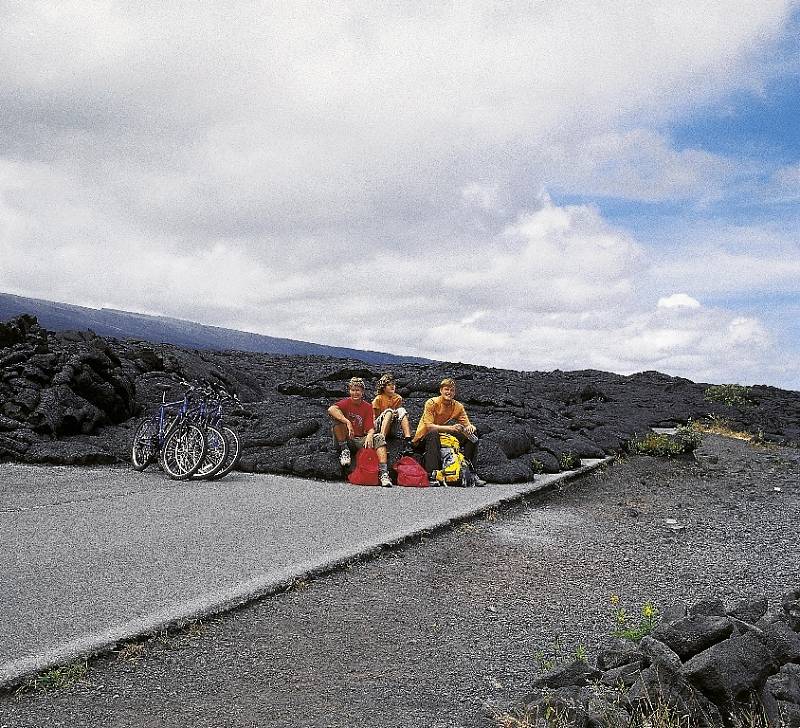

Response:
(379, 412), (394, 440)
(332, 422), (349, 445)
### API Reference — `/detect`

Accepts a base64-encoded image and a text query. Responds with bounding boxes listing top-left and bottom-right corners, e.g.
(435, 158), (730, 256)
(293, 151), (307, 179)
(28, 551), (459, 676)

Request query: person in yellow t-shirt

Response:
(412, 377), (483, 484)
(372, 373), (414, 455)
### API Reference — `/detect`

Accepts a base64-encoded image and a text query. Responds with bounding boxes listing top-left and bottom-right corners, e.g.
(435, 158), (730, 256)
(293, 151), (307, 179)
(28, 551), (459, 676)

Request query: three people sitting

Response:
(328, 374), (483, 486)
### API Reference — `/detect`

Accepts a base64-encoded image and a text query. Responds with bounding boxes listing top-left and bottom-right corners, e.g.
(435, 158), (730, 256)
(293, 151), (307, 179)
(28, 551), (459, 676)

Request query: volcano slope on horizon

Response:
(0, 292), (431, 365)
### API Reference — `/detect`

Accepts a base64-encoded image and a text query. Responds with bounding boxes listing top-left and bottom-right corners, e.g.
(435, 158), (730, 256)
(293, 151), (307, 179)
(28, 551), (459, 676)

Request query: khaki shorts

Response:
(374, 407), (408, 435)
(351, 433), (386, 449)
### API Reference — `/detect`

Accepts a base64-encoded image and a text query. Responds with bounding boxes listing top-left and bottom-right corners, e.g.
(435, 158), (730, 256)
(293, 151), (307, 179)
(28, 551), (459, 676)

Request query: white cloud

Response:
(728, 316), (770, 346)
(658, 293), (702, 309)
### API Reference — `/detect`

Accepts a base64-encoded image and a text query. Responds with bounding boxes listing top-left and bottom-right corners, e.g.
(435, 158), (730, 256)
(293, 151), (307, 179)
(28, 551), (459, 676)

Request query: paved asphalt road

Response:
(0, 460), (606, 687)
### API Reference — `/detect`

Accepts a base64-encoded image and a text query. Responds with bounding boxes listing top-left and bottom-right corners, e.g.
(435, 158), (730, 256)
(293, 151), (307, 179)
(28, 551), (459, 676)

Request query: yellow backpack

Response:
(434, 434), (468, 486)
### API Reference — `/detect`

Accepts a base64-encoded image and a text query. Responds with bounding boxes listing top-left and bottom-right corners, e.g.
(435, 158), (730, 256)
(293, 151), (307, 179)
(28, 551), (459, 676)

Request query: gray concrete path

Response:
(0, 459), (609, 687)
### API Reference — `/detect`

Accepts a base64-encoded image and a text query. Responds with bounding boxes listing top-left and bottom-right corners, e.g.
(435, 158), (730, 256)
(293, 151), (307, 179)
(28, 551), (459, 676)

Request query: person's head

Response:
(347, 377), (366, 400)
(376, 373), (396, 396)
(439, 377), (456, 401)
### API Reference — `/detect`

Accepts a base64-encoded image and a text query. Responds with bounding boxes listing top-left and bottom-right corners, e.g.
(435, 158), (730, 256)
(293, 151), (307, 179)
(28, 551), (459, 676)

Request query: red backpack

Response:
(347, 448), (380, 486)
(393, 456), (429, 487)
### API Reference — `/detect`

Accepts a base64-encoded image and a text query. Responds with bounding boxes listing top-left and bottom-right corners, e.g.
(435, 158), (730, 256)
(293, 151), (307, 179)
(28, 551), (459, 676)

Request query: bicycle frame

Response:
(156, 390), (191, 448)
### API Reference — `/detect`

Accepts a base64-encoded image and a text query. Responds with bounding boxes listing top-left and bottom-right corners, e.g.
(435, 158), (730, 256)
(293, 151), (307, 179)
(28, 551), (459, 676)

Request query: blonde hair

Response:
(439, 378), (456, 391)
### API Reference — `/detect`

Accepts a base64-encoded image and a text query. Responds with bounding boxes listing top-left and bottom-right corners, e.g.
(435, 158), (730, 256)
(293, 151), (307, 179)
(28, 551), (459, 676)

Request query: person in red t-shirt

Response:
(328, 377), (392, 487)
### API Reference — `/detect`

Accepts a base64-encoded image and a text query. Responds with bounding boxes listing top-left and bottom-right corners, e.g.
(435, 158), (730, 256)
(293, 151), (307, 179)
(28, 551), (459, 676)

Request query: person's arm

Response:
(455, 403), (476, 435)
(327, 404), (354, 438)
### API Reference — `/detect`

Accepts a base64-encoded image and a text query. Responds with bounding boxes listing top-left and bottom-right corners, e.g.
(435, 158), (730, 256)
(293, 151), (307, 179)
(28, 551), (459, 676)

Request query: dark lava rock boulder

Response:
(29, 384), (106, 437)
(759, 620), (800, 664)
(761, 664), (800, 728)
(682, 632), (776, 708)
(596, 636), (646, 671)
(292, 451), (342, 481)
(475, 439), (535, 483)
(651, 614), (734, 661)
(0, 314), (39, 347)
(526, 659), (601, 691)
(688, 597), (727, 617)
(638, 635), (682, 670)
(1, 316), (136, 446)
(727, 595), (769, 624)
(782, 588), (800, 631)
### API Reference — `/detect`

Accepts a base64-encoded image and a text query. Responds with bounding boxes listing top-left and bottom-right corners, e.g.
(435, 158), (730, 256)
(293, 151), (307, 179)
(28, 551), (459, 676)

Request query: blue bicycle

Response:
(130, 382), (208, 479)
(185, 383), (229, 480)
(198, 383), (242, 480)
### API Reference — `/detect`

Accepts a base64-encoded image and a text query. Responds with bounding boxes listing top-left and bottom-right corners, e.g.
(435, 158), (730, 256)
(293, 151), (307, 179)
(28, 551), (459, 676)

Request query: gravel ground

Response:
(2, 434), (799, 728)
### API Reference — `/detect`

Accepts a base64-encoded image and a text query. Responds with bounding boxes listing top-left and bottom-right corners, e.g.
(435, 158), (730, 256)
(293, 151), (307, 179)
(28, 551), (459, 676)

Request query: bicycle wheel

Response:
(131, 418), (158, 471)
(210, 426), (241, 480)
(160, 423), (207, 480)
(193, 425), (228, 479)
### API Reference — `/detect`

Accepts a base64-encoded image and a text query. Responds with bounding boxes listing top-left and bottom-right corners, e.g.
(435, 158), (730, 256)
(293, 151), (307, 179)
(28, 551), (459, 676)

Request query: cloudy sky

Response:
(2, 2), (799, 389)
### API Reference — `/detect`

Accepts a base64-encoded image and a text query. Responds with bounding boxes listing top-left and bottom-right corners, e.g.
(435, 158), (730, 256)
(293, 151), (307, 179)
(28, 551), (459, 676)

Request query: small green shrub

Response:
(704, 383), (753, 407)
(610, 595), (659, 642)
(530, 458), (544, 474)
(558, 452), (580, 470)
(674, 423), (702, 451)
(629, 429), (700, 458)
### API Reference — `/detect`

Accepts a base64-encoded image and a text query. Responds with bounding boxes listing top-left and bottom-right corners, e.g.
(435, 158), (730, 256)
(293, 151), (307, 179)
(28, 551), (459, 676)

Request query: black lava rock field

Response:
(1, 314), (799, 483)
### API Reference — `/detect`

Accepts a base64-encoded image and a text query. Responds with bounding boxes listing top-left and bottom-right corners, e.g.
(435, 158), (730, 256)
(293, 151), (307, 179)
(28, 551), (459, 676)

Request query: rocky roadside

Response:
(2, 314), (800, 484)
(1, 434), (798, 728)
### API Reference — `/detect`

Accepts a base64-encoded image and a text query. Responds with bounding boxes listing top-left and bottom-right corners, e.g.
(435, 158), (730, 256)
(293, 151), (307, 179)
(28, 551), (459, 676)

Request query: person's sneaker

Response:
(380, 471), (393, 488)
(339, 449), (351, 467)
(472, 477), (487, 487)
(428, 472), (444, 487)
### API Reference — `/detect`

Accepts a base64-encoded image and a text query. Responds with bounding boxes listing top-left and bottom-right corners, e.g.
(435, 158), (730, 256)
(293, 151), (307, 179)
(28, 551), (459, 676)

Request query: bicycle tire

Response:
(131, 418), (158, 471)
(210, 426), (241, 480)
(160, 423), (207, 480)
(193, 425), (228, 479)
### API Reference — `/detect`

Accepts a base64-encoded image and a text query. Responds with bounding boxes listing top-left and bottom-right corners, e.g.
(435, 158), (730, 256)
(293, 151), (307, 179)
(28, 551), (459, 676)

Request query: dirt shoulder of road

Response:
(2, 434), (798, 728)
